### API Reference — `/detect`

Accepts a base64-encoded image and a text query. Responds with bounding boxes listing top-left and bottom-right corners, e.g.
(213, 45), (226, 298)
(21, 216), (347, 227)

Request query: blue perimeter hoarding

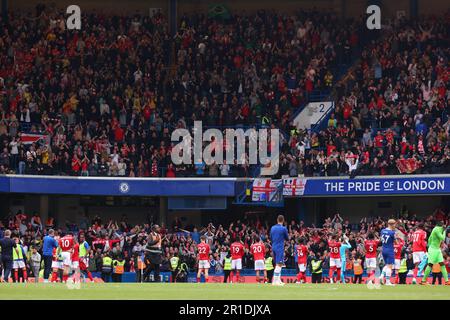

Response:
(0, 174), (449, 197)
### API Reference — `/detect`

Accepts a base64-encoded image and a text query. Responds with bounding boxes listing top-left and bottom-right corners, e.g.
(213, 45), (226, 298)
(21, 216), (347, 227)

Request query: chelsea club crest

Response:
(119, 182), (130, 194)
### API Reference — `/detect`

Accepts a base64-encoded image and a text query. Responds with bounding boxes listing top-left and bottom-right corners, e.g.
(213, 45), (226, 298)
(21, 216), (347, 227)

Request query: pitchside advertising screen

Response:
(252, 175), (450, 199)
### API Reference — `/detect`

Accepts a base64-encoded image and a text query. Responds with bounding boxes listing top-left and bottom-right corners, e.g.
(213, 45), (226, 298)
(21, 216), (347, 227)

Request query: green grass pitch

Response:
(0, 283), (449, 300)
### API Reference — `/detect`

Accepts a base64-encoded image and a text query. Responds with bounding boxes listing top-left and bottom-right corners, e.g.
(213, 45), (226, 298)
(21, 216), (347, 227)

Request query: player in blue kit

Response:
(379, 219), (397, 286)
(270, 215), (289, 286)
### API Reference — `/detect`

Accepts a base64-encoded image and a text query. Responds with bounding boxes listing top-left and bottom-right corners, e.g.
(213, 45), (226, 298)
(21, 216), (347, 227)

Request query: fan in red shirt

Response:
(197, 236), (211, 283)
(411, 224), (427, 283)
(295, 238), (309, 283)
(364, 233), (379, 284)
(393, 238), (404, 284)
(230, 237), (245, 283)
(59, 233), (74, 283)
(250, 236), (266, 283)
(328, 235), (342, 283)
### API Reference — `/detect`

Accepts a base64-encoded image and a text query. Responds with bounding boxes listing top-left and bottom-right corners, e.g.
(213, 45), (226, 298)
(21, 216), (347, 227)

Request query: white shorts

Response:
(198, 260), (210, 269)
(231, 258), (242, 270)
(61, 251), (72, 267)
(72, 261), (79, 269)
(52, 261), (62, 269)
(413, 251), (425, 264)
(394, 259), (401, 270)
(298, 263), (306, 272)
(254, 259), (265, 271)
(365, 257), (377, 269)
(13, 260), (25, 269)
(329, 258), (342, 268)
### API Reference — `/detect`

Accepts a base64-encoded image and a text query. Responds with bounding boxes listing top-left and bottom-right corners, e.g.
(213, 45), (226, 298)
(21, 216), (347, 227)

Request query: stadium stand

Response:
(2, 8), (446, 178)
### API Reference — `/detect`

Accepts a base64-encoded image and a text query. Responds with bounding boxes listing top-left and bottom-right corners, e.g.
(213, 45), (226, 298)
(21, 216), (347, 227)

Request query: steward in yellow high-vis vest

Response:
(265, 256), (274, 283)
(170, 255), (180, 283)
(112, 257), (125, 283)
(223, 254), (232, 283)
(101, 254), (113, 283)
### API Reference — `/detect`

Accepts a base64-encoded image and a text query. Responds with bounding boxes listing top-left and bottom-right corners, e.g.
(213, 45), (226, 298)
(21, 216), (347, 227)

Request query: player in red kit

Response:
(230, 237), (245, 283)
(59, 233), (74, 283)
(328, 235), (342, 283)
(364, 233), (379, 284)
(411, 224), (427, 284)
(295, 238), (308, 283)
(70, 236), (81, 284)
(197, 236), (211, 283)
(393, 238), (404, 284)
(250, 236), (266, 283)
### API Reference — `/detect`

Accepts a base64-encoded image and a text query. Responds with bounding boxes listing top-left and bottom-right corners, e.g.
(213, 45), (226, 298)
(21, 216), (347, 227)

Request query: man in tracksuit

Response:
(42, 229), (59, 282)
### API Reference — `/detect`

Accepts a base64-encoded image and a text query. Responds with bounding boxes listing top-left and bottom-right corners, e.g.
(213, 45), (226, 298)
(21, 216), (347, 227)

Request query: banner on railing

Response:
(286, 176), (449, 196)
(252, 178), (282, 202)
(283, 178), (307, 196)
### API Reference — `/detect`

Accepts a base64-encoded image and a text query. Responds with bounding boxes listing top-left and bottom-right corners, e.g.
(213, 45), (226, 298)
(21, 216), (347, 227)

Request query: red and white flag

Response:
(252, 178), (282, 202)
(283, 178), (307, 196)
(19, 133), (50, 145)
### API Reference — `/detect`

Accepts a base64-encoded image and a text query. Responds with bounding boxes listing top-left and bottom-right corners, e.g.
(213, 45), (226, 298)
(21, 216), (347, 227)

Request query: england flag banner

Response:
(252, 178), (282, 202)
(283, 178), (307, 196)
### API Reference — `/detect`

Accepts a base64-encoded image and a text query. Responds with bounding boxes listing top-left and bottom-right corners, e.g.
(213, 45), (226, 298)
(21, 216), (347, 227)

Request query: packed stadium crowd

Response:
(0, 6), (447, 178)
(0, 205), (449, 284)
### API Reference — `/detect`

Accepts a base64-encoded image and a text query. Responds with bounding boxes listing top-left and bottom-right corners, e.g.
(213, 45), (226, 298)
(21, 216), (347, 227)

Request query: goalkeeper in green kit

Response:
(420, 221), (450, 285)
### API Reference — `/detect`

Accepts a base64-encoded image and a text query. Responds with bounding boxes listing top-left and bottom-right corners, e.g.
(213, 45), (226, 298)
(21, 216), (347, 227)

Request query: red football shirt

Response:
(250, 242), (265, 261)
(197, 242), (210, 261)
(394, 240), (404, 260)
(231, 242), (245, 259)
(296, 245), (308, 264)
(72, 243), (80, 262)
(412, 230), (427, 252)
(328, 240), (341, 259)
(364, 240), (379, 259)
(59, 236), (74, 252)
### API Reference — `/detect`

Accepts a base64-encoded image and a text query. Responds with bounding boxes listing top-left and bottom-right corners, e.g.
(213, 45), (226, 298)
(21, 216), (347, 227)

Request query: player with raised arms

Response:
(379, 219), (397, 286)
(250, 235), (267, 283)
(270, 215), (289, 286)
(197, 235), (211, 283)
(420, 221), (450, 285)
(339, 235), (352, 283)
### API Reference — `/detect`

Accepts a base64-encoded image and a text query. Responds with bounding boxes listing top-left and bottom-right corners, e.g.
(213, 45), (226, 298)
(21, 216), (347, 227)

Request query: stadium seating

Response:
(0, 10), (448, 178)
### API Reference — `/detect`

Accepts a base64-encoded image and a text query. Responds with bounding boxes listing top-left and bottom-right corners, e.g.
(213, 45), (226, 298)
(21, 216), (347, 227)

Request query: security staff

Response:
(0, 230), (17, 282)
(223, 253), (232, 283)
(398, 257), (408, 284)
(144, 224), (163, 282)
(101, 253), (113, 283)
(310, 254), (323, 283)
(112, 256), (125, 283)
(170, 254), (180, 283)
(134, 252), (146, 283)
(265, 254), (274, 283)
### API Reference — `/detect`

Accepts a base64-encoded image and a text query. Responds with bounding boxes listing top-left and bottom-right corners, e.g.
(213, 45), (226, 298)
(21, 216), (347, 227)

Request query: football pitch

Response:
(0, 283), (449, 300)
